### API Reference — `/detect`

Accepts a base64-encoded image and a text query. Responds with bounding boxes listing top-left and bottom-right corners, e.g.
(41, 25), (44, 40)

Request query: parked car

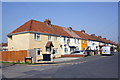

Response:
(70, 50), (88, 57)
(101, 46), (114, 56)
(85, 50), (94, 56)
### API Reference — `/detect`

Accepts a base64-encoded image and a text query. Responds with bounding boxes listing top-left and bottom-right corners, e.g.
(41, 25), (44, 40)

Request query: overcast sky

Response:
(2, 2), (118, 43)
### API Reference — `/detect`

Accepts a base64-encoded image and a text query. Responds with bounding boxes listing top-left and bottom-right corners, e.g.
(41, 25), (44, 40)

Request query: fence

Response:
(0, 50), (28, 62)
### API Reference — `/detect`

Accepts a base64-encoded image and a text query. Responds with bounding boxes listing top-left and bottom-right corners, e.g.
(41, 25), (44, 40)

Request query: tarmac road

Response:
(2, 52), (119, 78)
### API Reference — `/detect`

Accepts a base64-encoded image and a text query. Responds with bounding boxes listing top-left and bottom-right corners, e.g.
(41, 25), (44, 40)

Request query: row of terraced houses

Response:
(7, 19), (117, 63)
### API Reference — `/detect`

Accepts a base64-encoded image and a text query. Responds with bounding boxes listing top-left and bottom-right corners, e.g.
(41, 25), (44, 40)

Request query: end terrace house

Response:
(7, 19), (69, 61)
(7, 19), (82, 62)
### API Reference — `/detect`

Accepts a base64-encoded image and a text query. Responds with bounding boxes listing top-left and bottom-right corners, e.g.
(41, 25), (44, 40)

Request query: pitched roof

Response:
(110, 41), (117, 45)
(62, 27), (81, 38)
(45, 41), (54, 47)
(83, 33), (98, 41)
(107, 40), (113, 44)
(90, 34), (103, 42)
(98, 36), (110, 44)
(97, 36), (118, 45)
(72, 30), (88, 40)
(8, 19), (116, 45)
(9, 19), (71, 37)
(117, 43), (120, 47)
(72, 30), (97, 41)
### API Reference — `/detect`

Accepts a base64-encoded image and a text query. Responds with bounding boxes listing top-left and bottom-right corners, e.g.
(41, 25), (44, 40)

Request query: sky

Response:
(1, 0), (120, 2)
(2, 2), (118, 43)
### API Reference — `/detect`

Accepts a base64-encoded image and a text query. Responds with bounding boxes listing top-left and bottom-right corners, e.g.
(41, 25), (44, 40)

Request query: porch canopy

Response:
(45, 41), (54, 47)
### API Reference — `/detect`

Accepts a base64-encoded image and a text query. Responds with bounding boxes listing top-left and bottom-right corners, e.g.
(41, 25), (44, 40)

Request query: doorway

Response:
(43, 54), (51, 61)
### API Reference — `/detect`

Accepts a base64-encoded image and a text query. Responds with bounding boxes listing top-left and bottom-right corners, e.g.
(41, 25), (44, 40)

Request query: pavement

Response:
(35, 57), (82, 64)
(53, 57), (81, 62)
(0, 57), (82, 68)
(1, 52), (119, 78)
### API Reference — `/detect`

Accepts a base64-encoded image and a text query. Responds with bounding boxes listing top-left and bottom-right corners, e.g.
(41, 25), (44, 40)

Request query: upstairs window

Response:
(48, 35), (52, 41)
(67, 38), (70, 44)
(74, 38), (76, 44)
(64, 37), (66, 43)
(92, 43), (95, 45)
(77, 39), (79, 44)
(34, 33), (40, 40)
(54, 36), (58, 42)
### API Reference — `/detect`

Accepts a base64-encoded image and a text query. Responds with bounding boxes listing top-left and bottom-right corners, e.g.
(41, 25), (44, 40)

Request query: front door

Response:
(43, 54), (51, 61)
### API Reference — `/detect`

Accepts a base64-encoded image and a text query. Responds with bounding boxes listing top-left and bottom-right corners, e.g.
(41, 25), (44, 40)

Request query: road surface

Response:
(2, 52), (119, 78)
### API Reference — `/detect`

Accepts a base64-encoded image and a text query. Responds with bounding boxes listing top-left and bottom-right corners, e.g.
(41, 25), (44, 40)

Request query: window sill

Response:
(37, 55), (41, 56)
(34, 39), (41, 41)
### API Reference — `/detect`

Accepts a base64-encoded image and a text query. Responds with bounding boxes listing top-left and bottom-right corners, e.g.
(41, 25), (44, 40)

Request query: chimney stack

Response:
(67, 27), (72, 32)
(104, 38), (106, 40)
(81, 30), (85, 33)
(68, 27), (72, 30)
(98, 36), (102, 38)
(44, 19), (51, 25)
(91, 34), (95, 36)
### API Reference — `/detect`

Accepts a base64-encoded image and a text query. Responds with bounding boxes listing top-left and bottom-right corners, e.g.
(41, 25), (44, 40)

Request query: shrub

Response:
(116, 46), (120, 52)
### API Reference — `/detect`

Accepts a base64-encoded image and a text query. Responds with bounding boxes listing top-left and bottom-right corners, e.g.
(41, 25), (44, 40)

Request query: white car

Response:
(71, 50), (88, 57)
(101, 46), (114, 56)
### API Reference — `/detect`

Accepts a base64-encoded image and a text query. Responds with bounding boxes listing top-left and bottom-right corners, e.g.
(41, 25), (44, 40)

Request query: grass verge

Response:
(0, 61), (34, 65)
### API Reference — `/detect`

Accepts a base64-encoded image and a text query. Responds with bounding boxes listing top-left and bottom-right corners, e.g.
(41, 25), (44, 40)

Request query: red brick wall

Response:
(61, 54), (84, 57)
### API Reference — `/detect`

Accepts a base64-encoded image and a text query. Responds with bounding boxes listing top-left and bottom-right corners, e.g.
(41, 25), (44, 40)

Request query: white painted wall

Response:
(88, 40), (99, 50)
(60, 37), (80, 54)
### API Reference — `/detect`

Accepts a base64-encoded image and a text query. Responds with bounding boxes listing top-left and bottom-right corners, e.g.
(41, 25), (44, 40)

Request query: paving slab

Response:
(53, 57), (81, 62)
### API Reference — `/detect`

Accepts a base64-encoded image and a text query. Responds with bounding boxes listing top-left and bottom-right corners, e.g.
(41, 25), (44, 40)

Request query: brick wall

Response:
(61, 54), (84, 57)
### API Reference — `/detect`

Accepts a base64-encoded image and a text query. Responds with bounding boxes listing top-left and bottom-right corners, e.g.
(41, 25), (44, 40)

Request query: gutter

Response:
(7, 31), (83, 39)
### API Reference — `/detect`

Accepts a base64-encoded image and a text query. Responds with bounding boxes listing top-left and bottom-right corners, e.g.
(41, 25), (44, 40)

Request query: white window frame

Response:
(48, 35), (52, 41)
(36, 48), (41, 56)
(77, 39), (79, 44)
(54, 36), (58, 42)
(54, 48), (58, 54)
(64, 37), (66, 43)
(34, 33), (40, 40)
(74, 38), (76, 44)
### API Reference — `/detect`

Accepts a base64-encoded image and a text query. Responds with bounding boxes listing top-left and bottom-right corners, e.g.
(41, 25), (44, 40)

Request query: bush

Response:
(99, 50), (102, 54)
(116, 46), (120, 52)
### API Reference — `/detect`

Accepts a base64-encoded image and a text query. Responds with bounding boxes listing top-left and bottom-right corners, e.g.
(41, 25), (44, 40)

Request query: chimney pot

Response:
(67, 27), (72, 32)
(81, 30), (85, 33)
(44, 19), (51, 25)
(91, 34), (95, 36)
(98, 36), (102, 38)
(68, 27), (72, 30)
